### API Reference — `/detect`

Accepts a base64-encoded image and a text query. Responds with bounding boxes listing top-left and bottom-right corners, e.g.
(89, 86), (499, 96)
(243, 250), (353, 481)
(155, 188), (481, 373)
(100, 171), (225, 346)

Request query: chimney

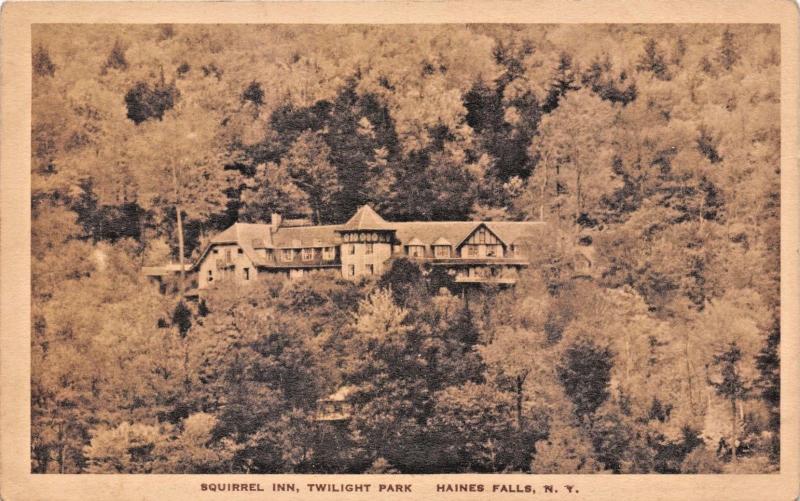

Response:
(271, 213), (282, 233)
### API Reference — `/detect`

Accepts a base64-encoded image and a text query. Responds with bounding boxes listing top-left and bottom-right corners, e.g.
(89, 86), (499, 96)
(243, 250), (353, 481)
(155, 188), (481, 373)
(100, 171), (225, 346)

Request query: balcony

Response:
(423, 257), (529, 267)
(454, 276), (518, 285)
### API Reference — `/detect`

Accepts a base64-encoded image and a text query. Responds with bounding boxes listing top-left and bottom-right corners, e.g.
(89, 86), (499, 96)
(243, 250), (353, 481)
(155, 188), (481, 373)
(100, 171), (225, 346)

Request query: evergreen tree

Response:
(557, 337), (614, 425)
(636, 39), (670, 80)
(708, 342), (752, 462)
(542, 52), (580, 112)
(33, 45), (56, 77)
(755, 321), (779, 461)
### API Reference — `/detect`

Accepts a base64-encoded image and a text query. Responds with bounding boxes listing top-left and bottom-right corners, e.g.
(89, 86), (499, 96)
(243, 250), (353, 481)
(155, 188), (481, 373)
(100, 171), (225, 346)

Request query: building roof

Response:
(271, 225), (342, 248)
(392, 221), (546, 249)
(322, 385), (356, 402)
(338, 204), (393, 231)
(406, 237), (424, 246)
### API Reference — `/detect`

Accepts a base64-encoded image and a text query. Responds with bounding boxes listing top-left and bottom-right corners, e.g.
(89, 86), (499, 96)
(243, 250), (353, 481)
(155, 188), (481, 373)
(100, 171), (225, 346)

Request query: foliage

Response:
(31, 24), (780, 473)
(557, 337), (614, 423)
(124, 79), (180, 125)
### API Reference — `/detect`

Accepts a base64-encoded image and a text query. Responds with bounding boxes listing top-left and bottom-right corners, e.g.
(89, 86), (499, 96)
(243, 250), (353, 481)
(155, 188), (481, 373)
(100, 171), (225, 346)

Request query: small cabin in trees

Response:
(315, 386), (355, 422)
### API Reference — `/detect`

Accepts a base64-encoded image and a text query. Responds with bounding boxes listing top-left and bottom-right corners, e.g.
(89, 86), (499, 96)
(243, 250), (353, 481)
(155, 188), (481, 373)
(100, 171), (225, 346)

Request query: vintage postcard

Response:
(1, 1), (798, 500)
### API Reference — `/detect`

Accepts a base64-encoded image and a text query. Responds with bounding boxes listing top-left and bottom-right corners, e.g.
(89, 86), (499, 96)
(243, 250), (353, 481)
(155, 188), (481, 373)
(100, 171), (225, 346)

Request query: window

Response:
(243, 267), (250, 280)
(225, 249), (232, 262)
(477, 230), (486, 244)
(213, 248), (219, 254)
(466, 245), (478, 257)
(207, 269), (213, 282)
(348, 264), (355, 277)
(366, 264), (374, 275)
(282, 249), (295, 262)
(486, 245), (497, 257)
(238, 248), (243, 254)
(434, 246), (450, 258)
(365, 243), (373, 254)
(302, 248), (314, 261)
(349, 244), (356, 255)
(409, 246), (423, 258)
(323, 247), (335, 261)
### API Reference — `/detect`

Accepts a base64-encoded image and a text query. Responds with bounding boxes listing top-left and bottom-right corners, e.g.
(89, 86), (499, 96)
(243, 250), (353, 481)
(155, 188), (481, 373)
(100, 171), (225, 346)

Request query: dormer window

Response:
(406, 237), (425, 258)
(302, 248), (314, 261)
(282, 249), (295, 262)
(323, 247), (336, 261)
(432, 237), (452, 259)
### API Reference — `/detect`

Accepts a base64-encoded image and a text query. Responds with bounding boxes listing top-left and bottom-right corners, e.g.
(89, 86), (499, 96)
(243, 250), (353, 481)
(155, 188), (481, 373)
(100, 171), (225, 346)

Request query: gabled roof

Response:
(209, 224), (239, 244)
(432, 236), (451, 246)
(406, 237), (424, 246)
(338, 205), (394, 231)
(322, 385), (356, 402)
(193, 223), (272, 269)
(453, 222), (504, 249)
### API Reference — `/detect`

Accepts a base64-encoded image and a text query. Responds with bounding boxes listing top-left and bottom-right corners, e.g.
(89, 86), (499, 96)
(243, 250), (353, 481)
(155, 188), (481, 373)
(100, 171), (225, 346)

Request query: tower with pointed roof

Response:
(335, 205), (396, 279)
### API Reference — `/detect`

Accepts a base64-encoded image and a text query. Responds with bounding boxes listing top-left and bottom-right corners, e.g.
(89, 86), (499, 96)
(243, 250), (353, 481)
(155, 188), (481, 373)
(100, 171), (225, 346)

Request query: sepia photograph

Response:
(1, 0), (799, 497)
(26, 21), (785, 477)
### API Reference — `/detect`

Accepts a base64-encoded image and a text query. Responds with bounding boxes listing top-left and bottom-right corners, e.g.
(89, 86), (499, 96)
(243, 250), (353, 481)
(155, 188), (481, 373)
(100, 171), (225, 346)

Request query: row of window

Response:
(280, 247), (337, 262)
(341, 232), (392, 243)
(342, 243), (519, 258)
(407, 244), (515, 258)
(212, 241), (521, 265)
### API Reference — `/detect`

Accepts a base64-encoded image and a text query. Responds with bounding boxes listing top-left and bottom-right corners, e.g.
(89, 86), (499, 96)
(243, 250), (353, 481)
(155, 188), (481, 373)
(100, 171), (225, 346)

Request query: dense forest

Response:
(31, 24), (780, 473)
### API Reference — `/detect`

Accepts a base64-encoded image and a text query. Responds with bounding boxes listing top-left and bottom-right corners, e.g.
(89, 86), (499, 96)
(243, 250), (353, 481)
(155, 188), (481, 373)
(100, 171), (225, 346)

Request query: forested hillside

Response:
(31, 24), (780, 473)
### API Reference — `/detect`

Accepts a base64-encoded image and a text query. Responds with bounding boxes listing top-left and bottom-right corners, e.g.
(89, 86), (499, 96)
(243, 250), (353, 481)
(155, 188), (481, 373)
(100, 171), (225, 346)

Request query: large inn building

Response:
(183, 205), (560, 289)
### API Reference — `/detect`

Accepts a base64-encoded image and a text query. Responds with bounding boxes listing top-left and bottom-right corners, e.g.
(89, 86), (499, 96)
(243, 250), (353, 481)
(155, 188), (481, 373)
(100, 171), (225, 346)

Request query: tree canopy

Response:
(32, 24), (780, 474)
